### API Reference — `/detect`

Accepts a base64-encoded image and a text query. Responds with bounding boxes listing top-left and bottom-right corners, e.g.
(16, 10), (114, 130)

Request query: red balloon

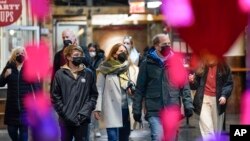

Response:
(176, 0), (247, 57)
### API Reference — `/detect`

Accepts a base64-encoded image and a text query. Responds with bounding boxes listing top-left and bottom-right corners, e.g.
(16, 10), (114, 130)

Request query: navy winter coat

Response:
(133, 48), (193, 119)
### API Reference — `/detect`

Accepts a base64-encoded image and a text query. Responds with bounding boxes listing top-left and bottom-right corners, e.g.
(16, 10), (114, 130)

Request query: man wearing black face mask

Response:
(133, 34), (194, 141)
(52, 29), (93, 82)
(63, 40), (73, 47)
(52, 29), (77, 80)
(51, 45), (98, 141)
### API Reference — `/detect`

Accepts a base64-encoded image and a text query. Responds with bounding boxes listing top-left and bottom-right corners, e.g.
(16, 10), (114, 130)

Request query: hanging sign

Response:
(129, 0), (145, 14)
(0, 0), (22, 27)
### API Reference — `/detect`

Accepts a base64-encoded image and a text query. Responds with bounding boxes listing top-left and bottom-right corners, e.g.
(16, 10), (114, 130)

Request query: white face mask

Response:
(89, 52), (96, 58)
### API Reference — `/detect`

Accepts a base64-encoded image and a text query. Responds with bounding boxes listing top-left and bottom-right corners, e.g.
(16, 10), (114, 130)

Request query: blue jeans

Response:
(7, 125), (28, 141)
(148, 117), (163, 141)
(106, 109), (131, 141)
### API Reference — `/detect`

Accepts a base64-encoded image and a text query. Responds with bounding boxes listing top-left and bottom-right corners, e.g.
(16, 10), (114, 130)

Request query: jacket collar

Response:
(147, 48), (165, 67)
(61, 64), (85, 79)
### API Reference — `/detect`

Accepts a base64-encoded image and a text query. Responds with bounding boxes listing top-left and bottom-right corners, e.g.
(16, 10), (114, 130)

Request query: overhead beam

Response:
(53, 6), (130, 16)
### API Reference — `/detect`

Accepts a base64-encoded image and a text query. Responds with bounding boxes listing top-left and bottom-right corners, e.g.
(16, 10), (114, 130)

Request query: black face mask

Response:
(72, 57), (82, 66)
(16, 55), (24, 63)
(160, 45), (171, 56)
(117, 52), (127, 63)
(63, 40), (72, 47)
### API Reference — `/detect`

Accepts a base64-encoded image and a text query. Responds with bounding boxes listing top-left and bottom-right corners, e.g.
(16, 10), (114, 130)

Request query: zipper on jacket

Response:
(161, 68), (166, 106)
(17, 71), (21, 112)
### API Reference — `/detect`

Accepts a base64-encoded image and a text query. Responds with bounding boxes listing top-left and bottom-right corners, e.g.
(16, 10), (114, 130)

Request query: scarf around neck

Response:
(97, 58), (129, 75)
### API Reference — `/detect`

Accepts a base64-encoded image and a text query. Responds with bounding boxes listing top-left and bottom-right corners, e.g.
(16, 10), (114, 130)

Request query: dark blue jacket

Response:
(133, 48), (193, 119)
(0, 62), (41, 125)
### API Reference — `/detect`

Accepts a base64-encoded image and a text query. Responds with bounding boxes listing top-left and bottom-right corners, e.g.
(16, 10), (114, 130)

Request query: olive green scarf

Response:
(97, 58), (129, 75)
(97, 58), (129, 89)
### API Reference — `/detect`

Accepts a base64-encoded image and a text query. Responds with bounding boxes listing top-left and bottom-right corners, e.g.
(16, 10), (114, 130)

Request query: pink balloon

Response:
(166, 53), (188, 88)
(24, 91), (51, 120)
(23, 41), (52, 82)
(24, 91), (59, 141)
(238, 0), (250, 12)
(241, 91), (250, 124)
(160, 106), (183, 141)
(161, 0), (194, 27)
(30, 0), (50, 20)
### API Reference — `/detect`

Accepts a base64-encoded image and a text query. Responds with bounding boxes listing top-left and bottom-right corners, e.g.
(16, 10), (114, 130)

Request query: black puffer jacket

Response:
(51, 66), (98, 126)
(0, 62), (41, 125)
(133, 48), (193, 119)
(190, 63), (233, 115)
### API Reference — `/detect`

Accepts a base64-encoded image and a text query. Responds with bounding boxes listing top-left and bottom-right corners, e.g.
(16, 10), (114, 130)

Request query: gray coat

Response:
(95, 65), (138, 128)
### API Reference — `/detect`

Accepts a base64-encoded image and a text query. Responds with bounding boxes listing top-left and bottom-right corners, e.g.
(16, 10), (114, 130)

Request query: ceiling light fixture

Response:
(147, 0), (162, 9)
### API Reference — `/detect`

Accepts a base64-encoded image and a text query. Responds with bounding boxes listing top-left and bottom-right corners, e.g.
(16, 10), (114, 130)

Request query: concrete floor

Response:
(0, 114), (239, 141)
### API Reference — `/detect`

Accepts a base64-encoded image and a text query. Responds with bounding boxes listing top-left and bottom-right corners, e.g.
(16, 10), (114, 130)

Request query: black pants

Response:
(7, 125), (28, 141)
(59, 123), (89, 141)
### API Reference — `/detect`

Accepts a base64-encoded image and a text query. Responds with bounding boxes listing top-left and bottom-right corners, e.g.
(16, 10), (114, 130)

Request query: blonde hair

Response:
(9, 47), (26, 64)
(123, 36), (134, 48)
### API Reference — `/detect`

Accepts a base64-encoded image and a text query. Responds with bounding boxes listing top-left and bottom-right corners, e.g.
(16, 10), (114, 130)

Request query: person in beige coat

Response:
(94, 43), (138, 141)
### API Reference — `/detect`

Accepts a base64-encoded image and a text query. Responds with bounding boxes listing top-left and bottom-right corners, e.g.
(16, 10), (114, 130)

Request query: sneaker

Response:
(95, 132), (101, 137)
